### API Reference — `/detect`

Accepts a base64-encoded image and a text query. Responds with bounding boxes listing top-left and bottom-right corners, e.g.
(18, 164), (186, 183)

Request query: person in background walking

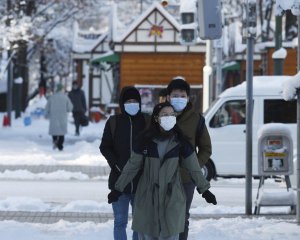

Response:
(68, 80), (87, 136)
(45, 83), (73, 151)
(100, 86), (149, 240)
(166, 76), (212, 240)
(110, 102), (216, 240)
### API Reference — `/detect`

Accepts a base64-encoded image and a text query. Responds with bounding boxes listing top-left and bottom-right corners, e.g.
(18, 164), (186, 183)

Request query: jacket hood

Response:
(119, 86), (142, 114)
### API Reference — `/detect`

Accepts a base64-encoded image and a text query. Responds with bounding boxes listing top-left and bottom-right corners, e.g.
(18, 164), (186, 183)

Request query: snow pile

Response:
(0, 170), (89, 181)
(26, 95), (48, 118)
(256, 188), (296, 206)
(0, 197), (51, 212)
(282, 71), (300, 100)
(0, 198), (113, 213)
(57, 200), (112, 213)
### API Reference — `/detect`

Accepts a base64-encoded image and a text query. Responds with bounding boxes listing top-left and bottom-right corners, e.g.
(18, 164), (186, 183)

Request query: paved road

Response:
(0, 211), (295, 224)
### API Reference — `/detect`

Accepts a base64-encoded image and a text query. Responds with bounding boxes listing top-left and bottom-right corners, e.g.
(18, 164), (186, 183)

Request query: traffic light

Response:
(179, 0), (222, 45)
(197, 0), (222, 40)
(180, 9), (198, 45)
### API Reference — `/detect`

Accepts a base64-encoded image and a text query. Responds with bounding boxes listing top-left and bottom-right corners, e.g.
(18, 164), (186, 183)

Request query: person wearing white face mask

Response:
(166, 77), (213, 240)
(100, 86), (150, 240)
(110, 102), (217, 240)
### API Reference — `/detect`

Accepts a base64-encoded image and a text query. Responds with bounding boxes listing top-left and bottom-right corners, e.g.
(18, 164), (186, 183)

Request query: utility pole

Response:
(296, 9), (300, 227)
(274, 15), (283, 75)
(214, 38), (223, 97)
(289, 0), (300, 224)
(245, 0), (256, 215)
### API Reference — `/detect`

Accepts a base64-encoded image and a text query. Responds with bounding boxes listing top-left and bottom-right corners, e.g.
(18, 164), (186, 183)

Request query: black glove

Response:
(202, 190), (217, 205)
(108, 190), (122, 204)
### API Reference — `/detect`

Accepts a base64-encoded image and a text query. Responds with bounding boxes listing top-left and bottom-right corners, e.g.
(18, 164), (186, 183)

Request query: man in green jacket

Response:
(166, 76), (212, 240)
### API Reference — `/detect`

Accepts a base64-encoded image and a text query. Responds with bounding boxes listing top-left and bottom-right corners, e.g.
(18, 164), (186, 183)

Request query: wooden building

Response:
(259, 43), (297, 76)
(92, 2), (207, 111)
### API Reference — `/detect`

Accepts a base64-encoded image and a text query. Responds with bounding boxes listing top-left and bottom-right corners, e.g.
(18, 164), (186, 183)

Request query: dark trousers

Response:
(179, 182), (195, 240)
(52, 136), (64, 150)
(72, 112), (82, 134)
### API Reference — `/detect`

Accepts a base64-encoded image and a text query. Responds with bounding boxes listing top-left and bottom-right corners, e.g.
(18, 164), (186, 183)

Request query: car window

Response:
(209, 100), (246, 128)
(264, 99), (296, 124)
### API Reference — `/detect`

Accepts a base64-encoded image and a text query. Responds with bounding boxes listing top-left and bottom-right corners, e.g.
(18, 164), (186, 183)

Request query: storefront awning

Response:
(222, 61), (240, 71)
(91, 52), (120, 65)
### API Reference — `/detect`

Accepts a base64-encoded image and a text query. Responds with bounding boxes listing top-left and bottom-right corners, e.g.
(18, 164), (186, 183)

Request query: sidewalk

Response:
(0, 211), (296, 224)
(0, 165), (110, 178)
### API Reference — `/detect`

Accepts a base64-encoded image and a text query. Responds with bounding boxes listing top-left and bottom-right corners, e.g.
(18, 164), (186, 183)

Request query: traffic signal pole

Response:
(297, 14), (300, 225)
(245, 0), (256, 215)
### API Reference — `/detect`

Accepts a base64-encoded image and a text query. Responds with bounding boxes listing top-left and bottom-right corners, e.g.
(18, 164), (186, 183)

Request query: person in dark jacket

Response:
(100, 86), (149, 240)
(68, 81), (87, 136)
(109, 102), (216, 240)
(166, 76), (212, 240)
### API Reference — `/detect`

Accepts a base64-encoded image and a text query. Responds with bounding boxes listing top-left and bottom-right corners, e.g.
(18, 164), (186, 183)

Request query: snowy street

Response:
(1, 0), (300, 239)
(0, 115), (299, 239)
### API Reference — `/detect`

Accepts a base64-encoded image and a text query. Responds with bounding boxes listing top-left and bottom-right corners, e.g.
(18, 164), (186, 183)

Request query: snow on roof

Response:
(256, 41), (296, 51)
(220, 75), (292, 98)
(180, 0), (196, 13)
(72, 22), (107, 53)
(282, 71), (300, 100)
(115, 2), (180, 42)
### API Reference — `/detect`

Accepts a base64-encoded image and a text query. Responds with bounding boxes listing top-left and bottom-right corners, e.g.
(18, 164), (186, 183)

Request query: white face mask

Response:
(159, 116), (176, 131)
(170, 97), (188, 112)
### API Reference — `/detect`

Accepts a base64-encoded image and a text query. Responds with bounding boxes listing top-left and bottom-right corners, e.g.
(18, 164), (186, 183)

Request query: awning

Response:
(222, 61), (240, 71)
(91, 52), (120, 65)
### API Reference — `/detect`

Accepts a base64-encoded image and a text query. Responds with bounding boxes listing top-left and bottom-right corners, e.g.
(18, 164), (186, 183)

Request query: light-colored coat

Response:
(115, 136), (210, 238)
(45, 92), (73, 136)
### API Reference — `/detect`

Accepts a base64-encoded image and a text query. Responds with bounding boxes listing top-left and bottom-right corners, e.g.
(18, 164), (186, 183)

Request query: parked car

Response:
(203, 75), (297, 180)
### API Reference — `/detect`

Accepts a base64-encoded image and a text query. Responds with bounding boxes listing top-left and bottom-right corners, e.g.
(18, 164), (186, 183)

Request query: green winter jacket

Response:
(176, 103), (212, 183)
(115, 135), (210, 238)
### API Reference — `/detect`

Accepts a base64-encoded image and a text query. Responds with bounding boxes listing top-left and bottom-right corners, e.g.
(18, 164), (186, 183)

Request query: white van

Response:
(203, 76), (297, 179)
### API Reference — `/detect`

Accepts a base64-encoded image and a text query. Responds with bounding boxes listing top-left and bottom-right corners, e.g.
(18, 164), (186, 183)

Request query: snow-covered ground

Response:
(0, 217), (299, 240)
(0, 112), (106, 166)
(0, 112), (300, 239)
